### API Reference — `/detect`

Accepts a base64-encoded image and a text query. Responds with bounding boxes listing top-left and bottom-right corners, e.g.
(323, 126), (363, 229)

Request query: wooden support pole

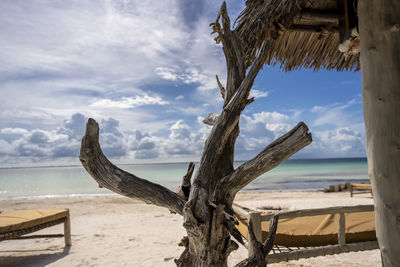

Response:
(359, 1), (400, 265)
(64, 211), (72, 246)
(248, 212), (262, 257)
(338, 212), (346, 245)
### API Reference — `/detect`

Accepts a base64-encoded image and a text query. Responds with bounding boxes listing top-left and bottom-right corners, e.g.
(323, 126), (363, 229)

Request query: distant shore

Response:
(0, 158), (369, 198)
(0, 190), (379, 267)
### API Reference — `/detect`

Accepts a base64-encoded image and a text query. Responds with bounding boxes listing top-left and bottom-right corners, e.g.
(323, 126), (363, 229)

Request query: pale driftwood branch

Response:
(235, 216), (279, 267)
(223, 122), (312, 194)
(177, 162), (195, 200)
(248, 218), (266, 266)
(203, 113), (220, 126)
(216, 75), (226, 100)
(194, 38), (271, 189)
(215, 1), (246, 103)
(79, 118), (185, 215)
(263, 215), (279, 255)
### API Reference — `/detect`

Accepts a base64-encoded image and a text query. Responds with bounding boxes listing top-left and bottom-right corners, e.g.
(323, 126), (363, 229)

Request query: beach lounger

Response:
(0, 209), (71, 246)
(350, 183), (373, 197)
(233, 204), (378, 263)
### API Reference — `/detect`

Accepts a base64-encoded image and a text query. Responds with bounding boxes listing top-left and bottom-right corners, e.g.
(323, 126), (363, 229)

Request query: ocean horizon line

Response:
(0, 157), (368, 170)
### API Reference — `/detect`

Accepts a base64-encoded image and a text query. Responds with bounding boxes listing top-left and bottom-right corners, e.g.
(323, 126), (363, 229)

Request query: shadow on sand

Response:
(0, 246), (70, 267)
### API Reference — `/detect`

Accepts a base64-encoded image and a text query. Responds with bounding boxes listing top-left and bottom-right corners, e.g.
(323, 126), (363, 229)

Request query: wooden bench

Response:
(350, 183), (373, 197)
(0, 209), (71, 246)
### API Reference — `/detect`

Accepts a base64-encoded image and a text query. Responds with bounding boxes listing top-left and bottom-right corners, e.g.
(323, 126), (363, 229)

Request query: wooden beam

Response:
(297, 9), (339, 24)
(233, 205), (251, 220)
(261, 205), (374, 221)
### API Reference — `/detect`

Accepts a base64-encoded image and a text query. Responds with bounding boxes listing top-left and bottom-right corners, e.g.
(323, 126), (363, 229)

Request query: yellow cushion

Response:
(236, 211), (376, 247)
(0, 209), (69, 233)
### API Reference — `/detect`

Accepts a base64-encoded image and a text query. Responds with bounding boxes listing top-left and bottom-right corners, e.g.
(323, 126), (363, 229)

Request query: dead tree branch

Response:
(222, 122), (312, 195)
(79, 118), (185, 215)
(177, 162), (195, 200)
(216, 75), (226, 101)
(203, 113), (220, 126)
(193, 37), (271, 189)
(235, 216), (279, 267)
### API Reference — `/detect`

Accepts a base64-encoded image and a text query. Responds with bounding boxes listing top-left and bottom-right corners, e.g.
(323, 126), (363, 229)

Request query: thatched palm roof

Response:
(235, 0), (359, 71)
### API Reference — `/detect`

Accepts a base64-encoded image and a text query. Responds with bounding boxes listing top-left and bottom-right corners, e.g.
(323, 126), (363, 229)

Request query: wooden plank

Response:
(13, 234), (64, 239)
(261, 205), (374, 221)
(248, 212), (262, 257)
(297, 9), (339, 24)
(338, 212), (346, 245)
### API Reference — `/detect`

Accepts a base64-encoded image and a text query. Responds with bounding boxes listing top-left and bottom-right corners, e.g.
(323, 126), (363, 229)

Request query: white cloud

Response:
(310, 127), (365, 156)
(311, 98), (362, 127)
(155, 67), (179, 81)
(155, 66), (219, 91)
(250, 89), (269, 99)
(1, 128), (29, 135)
(90, 94), (168, 109)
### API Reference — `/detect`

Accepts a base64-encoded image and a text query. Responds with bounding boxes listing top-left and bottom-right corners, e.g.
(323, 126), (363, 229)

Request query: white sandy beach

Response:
(0, 191), (380, 266)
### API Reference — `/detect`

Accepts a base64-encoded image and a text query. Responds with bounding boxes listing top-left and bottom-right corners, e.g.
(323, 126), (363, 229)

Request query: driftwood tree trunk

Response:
(358, 1), (400, 266)
(80, 2), (312, 266)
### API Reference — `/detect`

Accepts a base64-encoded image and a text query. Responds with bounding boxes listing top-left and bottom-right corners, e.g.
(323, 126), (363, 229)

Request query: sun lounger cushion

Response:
(0, 209), (69, 234)
(236, 211), (376, 247)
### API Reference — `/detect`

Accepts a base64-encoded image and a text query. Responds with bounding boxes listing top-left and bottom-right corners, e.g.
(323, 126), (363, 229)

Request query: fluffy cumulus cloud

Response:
(128, 120), (209, 160)
(0, 112), (213, 165)
(310, 127), (365, 157)
(0, 108), (367, 166)
(0, 113), (126, 164)
(233, 111), (292, 159)
(0, 114), (82, 164)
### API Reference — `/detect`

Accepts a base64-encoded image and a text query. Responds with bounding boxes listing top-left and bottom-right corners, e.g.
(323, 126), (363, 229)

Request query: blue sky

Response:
(0, 0), (366, 167)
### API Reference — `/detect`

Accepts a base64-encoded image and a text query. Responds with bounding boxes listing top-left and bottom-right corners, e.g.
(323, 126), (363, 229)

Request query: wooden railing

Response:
(233, 204), (377, 260)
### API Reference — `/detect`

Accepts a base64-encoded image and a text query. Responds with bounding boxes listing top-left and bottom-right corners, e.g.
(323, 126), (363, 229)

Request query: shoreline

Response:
(0, 190), (378, 267)
(0, 179), (372, 201)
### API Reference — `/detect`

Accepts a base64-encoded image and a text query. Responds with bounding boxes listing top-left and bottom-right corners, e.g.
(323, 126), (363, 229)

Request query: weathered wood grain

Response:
(359, 1), (400, 265)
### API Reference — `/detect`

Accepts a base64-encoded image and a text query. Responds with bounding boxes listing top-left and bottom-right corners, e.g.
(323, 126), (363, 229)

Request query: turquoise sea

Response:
(0, 158), (369, 199)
